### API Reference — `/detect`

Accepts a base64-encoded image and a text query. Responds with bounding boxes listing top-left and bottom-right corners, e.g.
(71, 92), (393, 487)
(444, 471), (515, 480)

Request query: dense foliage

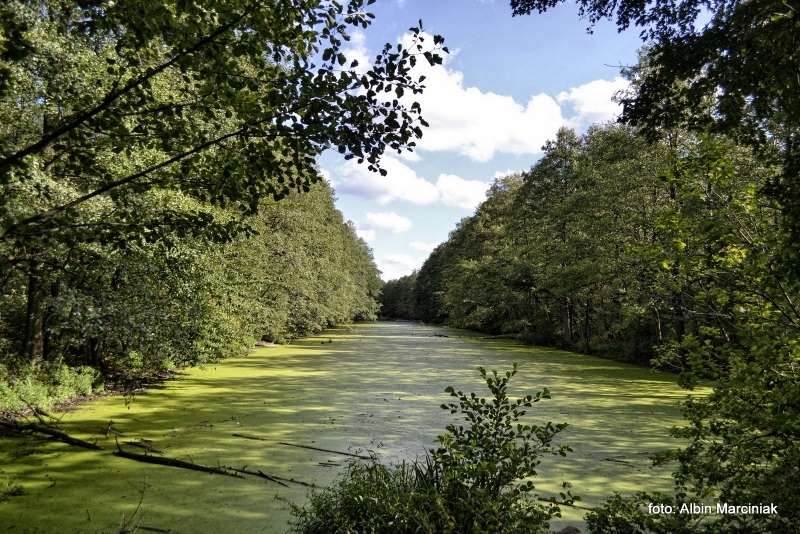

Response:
(511, 0), (800, 260)
(379, 272), (417, 319)
(507, 1), (800, 531)
(1, 179), (382, 411)
(384, 125), (682, 362)
(0, 0), (445, 410)
(290, 364), (573, 534)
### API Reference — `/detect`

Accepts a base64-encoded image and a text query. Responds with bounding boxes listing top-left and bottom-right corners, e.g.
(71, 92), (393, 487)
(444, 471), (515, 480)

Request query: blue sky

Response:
(318, 0), (643, 280)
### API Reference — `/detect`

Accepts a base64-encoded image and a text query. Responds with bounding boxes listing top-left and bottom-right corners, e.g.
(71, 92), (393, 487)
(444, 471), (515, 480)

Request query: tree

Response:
(586, 135), (799, 533)
(0, 1), (420, 404)
(509, 0), (800, 264)
(505, 5), (799, 526)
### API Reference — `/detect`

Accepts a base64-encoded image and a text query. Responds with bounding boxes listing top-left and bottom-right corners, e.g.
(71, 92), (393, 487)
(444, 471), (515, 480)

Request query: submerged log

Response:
(231, 432), (269, 441)
(0, 420), (102, 450)
(232, 433), (371, 460)
(224, 465), (316, 488)
(278, 441), (372, 460)
(226, 466), (289, 487)
(113, 448), (243, 478)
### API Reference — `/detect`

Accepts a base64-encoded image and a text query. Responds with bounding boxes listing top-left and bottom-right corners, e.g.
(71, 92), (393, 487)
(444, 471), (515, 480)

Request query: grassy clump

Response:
(0, 362), (101, 413)
(290, 364), (575, 534)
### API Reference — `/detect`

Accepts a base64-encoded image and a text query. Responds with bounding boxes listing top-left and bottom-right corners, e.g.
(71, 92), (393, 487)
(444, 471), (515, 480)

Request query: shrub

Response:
(289, 458), (451, 534)
(289, 364), (574, 533)
(0, 362), (101, 413)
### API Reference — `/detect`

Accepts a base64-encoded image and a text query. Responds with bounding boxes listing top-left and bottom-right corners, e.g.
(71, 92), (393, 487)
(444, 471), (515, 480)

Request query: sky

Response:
(318, 0), (643, 280)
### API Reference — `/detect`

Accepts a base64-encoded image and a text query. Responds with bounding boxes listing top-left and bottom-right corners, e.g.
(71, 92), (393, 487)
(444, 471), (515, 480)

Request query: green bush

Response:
(290, 458), (451, 534)
(0, 362), (101, 413)
(290, 364), (574, 534)
(584, 492), (693, 534)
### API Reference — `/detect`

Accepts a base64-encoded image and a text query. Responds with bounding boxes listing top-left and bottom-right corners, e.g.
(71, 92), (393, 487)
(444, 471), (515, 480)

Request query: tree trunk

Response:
(562, 296), (572, 346)
(24, 264), (46, 363)
(653, 303), (663, 342)
(583, 298), (591, 353)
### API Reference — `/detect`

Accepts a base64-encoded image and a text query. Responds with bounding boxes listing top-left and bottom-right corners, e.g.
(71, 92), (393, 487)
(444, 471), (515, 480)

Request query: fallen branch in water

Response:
(225, 465), (317, 488)
(604, 457), (637, 466)
(232, 432), (269, 441)
(125, 440), (163, 454)
(0, 420), (102, 450)
(226, 466), (289, 487)
(269, 474), (316, 488)
(232, 433), (371, 460)
(278, 441), (372, 460)
(113, 446), (243, 478)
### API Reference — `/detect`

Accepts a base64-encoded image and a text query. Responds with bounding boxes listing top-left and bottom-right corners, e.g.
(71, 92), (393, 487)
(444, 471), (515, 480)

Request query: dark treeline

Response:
(379, 272), (417, 320)
(0, 1), (446, 411)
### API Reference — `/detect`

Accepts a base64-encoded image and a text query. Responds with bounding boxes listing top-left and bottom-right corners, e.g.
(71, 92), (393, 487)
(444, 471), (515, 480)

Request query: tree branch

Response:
(0, 5), (255, 172)
(2, 126), (251, 239)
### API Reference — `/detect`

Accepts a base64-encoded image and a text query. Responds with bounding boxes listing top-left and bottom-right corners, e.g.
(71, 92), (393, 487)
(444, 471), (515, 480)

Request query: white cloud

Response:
(397, 150), (422, 162)
(557, 76), (629, 128)
(333, 156), (439, 205)
(409, 241), (438, 253)
(366, 211), (412, 234)
(330, 156), (488, 211)
(435, 173), (489, 210)
(396, 32), (626, 161)
(342, 31), (370, 75)
(377, 253), (422, 281)
(354, 225), (376, 242)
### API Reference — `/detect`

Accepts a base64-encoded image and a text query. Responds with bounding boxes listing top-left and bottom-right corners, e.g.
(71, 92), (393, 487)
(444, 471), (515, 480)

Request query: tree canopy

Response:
(0, 0), (444, 249)
(512, 0), (800, 263)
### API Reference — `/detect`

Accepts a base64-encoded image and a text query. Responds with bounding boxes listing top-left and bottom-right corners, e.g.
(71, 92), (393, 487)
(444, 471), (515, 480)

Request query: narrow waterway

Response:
(0, 322), (691, 533)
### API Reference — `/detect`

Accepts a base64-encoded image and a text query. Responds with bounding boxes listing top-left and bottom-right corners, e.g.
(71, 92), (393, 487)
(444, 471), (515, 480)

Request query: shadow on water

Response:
(0, 321), (695, 533)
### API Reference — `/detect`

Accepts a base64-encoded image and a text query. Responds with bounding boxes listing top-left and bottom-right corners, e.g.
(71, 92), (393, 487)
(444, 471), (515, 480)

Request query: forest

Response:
(1, 0), (799, 533)
(381, 123), (800, 531)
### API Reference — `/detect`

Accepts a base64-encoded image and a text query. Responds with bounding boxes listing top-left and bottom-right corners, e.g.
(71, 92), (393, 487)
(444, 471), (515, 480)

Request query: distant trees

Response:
(380, 273), (417, 319)
(382, 124), (685, 362)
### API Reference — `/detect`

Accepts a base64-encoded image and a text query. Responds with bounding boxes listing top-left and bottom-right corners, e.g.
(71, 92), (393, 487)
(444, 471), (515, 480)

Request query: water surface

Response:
(0, 321), (691, 532)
